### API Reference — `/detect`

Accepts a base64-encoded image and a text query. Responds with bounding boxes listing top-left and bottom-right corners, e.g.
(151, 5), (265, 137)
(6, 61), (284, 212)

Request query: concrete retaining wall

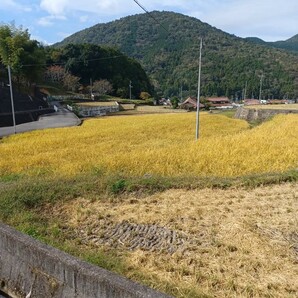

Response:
(0, 223), (170, 298)
(235, 106), (298, 122)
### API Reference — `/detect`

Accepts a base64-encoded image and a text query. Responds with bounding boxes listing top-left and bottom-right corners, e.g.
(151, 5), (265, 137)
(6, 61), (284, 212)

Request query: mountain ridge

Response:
(245, 34), (298, 53)
(55, 11), (298, 99)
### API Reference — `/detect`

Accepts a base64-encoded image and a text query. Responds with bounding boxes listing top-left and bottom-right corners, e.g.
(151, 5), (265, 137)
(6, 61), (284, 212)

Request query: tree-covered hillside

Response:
(246, 35), (298, 54)
(270, 34), (298, 53)
(0, 24), (152, 99)
(46, 44), (153, 98)
(56, 11), (298, 99)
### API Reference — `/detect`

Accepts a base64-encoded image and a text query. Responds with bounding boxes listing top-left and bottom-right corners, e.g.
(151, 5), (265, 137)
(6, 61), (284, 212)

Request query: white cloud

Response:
(37, 15), (66, 27)
(40, 0), (68, 15)
(37, 0), (298, 41)
(189, 0), (298, 41)
(79, 15), (89, 23)
(0, 0), (32, 12)
(0, 0), (293, 44)
(39, 0), (204, 17)
(40, 0), (127, 16)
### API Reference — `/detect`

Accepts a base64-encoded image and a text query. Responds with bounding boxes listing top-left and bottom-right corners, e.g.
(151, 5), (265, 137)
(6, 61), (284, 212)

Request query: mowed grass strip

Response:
(0, 113), (297, 178)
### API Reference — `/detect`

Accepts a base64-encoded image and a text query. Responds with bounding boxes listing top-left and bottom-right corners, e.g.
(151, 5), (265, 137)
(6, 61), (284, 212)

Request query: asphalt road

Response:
(0, 102), (81, 138)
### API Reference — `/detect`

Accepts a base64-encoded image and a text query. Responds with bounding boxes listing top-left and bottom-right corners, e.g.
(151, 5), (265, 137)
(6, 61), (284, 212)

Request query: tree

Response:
(0, 24), (25, 69)
(44, 65), (66, 83)
(48, 44), (153, 98)
(171, 96), (179, 109)
(92, 79), (113, 95)
(116, 87), (128, 98)
(63, 73), (81, 92)
(139, 91), (151, 100)
(44, 65), (81, 92)
(0, 24), (45, 87)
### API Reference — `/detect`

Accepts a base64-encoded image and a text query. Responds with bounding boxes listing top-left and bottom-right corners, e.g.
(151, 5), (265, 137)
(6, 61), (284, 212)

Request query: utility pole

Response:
(129, 80), (133, 100)
(180, 85), (183, 102)
(90, 78), (94, 100)
(196, 38), (203, 141)
(8, 65), (16, 134)
(243, 81), (247, 101)
(259, 74), (264, 101)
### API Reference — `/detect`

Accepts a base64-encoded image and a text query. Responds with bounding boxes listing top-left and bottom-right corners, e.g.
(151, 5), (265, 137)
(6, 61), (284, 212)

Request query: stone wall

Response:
(0, 223), (170, 298)
(235, 106), (298, 122)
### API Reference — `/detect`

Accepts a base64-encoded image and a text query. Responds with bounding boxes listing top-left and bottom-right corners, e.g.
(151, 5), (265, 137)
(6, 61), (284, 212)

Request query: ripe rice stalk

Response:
(0, 113), (297, 178)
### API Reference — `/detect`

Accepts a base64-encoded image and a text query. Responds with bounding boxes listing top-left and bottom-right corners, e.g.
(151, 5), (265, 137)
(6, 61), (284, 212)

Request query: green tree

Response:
(171, 96), (179, 109)
(49, 43), (153, 98)
(0, 24), (45, 87)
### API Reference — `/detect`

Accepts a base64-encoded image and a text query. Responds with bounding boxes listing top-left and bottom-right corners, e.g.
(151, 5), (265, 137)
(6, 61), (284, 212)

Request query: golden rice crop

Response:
(0, 113), (297, 178)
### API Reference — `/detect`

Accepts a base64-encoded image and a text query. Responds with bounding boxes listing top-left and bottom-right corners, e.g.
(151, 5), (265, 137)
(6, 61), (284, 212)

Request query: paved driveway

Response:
(0, 103), (81, 138)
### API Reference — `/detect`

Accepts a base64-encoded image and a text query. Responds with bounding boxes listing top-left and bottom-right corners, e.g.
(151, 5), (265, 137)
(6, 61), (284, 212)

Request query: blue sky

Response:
(1, 0), (297, 45)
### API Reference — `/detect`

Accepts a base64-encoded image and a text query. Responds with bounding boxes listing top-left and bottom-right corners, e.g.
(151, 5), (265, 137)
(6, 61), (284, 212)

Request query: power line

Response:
(21, 1), (170, 69)
(133, 0), (204, 140)
(20, 54), (126, 68)
(132, 0), (170, 34)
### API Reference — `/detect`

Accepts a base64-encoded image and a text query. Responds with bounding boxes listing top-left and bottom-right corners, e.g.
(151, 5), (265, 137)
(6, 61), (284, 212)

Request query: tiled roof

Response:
(207, 97), (230, 102)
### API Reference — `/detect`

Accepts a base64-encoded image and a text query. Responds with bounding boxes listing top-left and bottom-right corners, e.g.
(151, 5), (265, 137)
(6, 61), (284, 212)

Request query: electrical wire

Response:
(20, 54), (126, 68)
(132, 0), (170, 34)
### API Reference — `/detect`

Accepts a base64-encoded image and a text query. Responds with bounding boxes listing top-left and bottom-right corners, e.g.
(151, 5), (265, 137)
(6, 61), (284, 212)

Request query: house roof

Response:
(181, 97), (205, 108)
(244, 99), (260, 105)
(268, 100), (287, 104)
(206, 97), (230, 102)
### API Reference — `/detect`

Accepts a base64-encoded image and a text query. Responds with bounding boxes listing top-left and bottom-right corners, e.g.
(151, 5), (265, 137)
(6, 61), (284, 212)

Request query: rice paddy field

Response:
(0, 112), (298, 297)
(0, 113), (297, 178)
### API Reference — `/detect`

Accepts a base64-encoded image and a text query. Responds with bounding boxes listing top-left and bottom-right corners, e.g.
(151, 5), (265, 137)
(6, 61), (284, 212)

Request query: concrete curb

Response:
(0, 223), (171, 298)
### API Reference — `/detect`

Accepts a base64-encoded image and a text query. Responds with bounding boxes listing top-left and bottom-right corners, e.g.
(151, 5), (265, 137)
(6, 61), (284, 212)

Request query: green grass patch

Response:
(215, 109), (236, 118)
(0, 173), (23, 182)
(1, 169), (297, 220)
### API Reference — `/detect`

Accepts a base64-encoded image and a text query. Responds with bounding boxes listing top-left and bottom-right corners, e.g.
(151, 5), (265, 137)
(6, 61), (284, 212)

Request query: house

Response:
(267, 99), (288, 105)
(180, 97), (205, 110)
(206, 97), (233, 109)
(244, 99), (261, 105)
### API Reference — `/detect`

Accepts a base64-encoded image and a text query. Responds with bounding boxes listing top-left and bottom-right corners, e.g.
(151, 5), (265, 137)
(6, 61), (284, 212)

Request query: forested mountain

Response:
(56, 11), (298, 99)
(46, 44), (153, 98)
(246, 35), (298, 54)
(272, 34), (298, 53)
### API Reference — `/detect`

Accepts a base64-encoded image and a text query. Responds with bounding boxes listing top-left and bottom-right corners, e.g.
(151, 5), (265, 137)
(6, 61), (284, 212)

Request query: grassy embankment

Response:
(0, 112), (297, 297)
